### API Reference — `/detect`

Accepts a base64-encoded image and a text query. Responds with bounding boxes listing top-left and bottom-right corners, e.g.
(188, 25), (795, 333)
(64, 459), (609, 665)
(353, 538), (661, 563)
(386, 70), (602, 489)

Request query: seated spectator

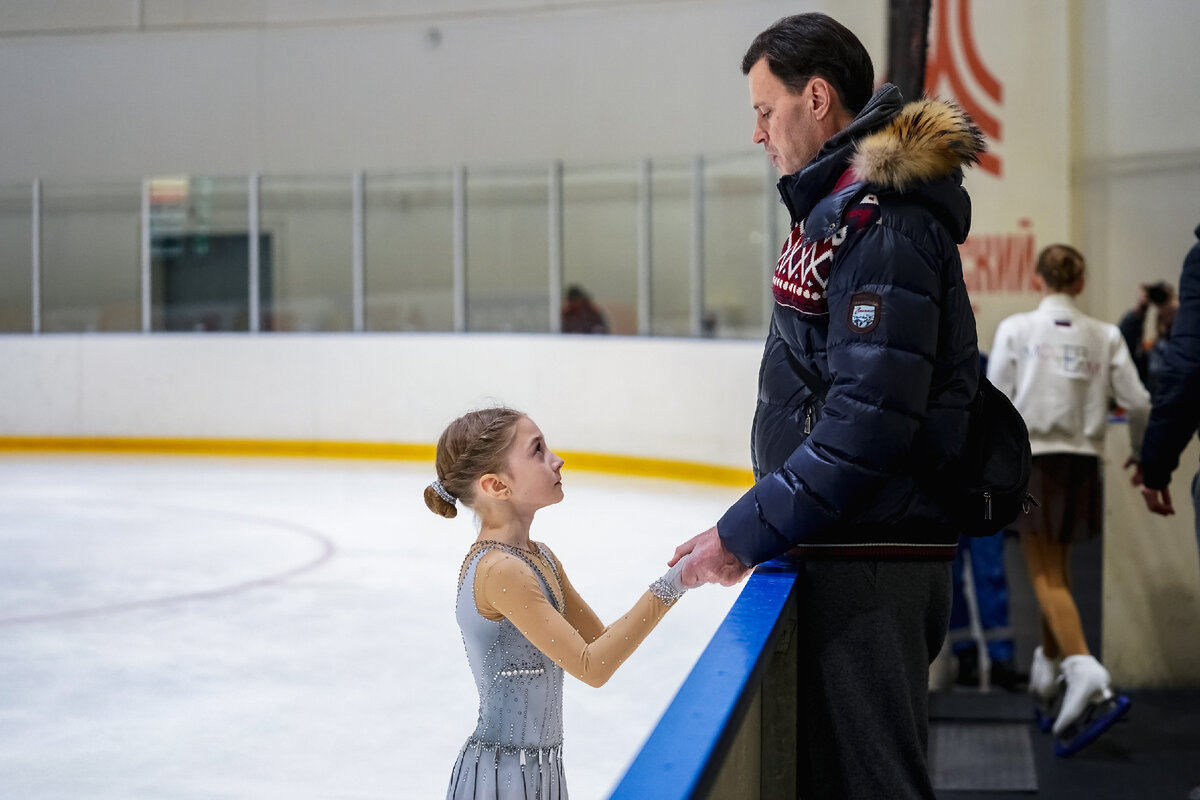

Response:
(561, 285), (609, 334)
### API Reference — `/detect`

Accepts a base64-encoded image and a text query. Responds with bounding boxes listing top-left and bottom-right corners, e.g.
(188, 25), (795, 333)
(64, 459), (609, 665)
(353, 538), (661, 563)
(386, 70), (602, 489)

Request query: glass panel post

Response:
(691, 155), (706, 337)
(638, 158), (652, 336)
(548, 160), (564, 334)
(453, 165), (467, 333)
(140, 178), (151, 333)
(352, 170), (365, 333)
(31, 178), (41, 334)
(248, 172), (261, 333)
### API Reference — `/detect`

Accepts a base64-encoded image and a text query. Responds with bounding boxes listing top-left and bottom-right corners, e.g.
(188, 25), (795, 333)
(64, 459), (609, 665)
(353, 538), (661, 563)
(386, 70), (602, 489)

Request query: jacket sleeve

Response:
(717, 222), (943, 565)
(1140, 244), (1200, 489)
(986, 318), (1019, 400)
(1107, 326), (1151, 455)
(1118, 308), (1145, 362)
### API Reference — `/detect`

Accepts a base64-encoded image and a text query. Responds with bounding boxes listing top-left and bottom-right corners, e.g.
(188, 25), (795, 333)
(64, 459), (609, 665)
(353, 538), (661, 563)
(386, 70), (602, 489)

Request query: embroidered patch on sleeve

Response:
(848, 291), (882, 334)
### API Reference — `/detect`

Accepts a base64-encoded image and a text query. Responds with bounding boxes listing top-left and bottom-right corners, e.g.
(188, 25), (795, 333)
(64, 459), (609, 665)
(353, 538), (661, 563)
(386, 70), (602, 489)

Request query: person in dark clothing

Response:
(949, 531), (1029, 692)
(1134, 225), (1200, 554)
(1119, 280), (1176, 392)
(669, 13), (984, 799)
(561, 285), (609, 334)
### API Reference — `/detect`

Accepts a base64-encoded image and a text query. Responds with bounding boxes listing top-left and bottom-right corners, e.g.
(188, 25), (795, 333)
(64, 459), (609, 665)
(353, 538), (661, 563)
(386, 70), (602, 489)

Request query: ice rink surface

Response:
(0, 454), (745, 800)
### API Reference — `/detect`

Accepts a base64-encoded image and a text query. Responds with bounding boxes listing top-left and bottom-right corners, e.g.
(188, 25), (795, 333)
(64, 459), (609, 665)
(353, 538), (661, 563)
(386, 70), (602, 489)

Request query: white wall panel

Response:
(0, 0), (138, 34)
(0, 1), (883, 181)
(0, 334), (761, 467)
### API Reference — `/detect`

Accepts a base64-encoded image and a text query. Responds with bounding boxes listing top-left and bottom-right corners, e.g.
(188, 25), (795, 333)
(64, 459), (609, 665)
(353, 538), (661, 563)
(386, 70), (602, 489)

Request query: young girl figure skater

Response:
(424, 407), (692, 799)
(988, 244), (1150, 756)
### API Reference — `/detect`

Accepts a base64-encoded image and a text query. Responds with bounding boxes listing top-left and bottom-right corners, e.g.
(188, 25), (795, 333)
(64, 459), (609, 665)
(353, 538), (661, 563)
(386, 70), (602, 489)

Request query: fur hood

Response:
(777, 85), (984, 237)
(851, 98), (985, 192)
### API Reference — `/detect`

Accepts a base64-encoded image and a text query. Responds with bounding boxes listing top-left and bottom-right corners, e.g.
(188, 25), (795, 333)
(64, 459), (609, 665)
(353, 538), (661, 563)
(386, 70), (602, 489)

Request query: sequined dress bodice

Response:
(446, 543), (568, 799)
(456, 543), (564, 749)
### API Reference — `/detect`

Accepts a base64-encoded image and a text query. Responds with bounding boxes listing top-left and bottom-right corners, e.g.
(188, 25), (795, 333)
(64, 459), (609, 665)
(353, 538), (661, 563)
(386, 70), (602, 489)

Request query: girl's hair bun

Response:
(424, 484), (458, 519)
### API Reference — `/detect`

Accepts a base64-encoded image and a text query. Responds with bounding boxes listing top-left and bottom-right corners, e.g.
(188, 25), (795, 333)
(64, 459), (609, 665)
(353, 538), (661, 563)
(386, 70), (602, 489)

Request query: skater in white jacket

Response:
(988, 243), (1150, 757)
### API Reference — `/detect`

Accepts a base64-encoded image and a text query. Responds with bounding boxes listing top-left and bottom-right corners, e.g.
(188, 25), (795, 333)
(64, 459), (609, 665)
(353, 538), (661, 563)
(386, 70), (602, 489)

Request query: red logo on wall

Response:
(960, 218), (1037, 294)
(924, 0), (1003, 178)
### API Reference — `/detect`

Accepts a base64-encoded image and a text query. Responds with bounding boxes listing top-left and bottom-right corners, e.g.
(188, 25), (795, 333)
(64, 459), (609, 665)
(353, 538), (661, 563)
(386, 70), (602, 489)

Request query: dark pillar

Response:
(886, 0), (932, 102)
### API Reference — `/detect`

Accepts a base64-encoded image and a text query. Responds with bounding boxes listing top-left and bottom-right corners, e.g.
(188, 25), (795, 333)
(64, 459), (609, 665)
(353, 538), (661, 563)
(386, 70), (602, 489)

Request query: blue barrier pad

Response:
(608, 558), (799, 800)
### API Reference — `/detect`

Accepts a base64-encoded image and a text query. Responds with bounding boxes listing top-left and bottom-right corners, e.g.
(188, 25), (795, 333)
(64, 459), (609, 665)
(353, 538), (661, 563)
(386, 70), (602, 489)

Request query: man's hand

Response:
(1141, 485), (1175, 516)
(1126, 457), (1143, 486)
(669, 526), (752, 587)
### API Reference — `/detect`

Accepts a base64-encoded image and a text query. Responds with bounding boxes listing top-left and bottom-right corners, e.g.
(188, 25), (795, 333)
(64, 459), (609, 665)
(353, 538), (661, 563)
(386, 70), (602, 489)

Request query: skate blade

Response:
(1053, 694), (1131, 758)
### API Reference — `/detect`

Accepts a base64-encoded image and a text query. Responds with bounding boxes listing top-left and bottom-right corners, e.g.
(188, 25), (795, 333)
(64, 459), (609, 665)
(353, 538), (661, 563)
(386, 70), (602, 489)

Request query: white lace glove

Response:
(649, 554), (692, 605)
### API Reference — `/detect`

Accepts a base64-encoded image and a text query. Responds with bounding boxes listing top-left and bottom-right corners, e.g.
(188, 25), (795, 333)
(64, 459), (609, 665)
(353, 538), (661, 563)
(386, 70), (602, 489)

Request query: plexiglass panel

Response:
(466, 167), (549, 333)
(648, 159), (693, 337)
(40, 182), (140, 332)
(365, 171), (454, 332)
(149, 175), (254, 332)
(704, 153), (774, 341)
(562, 163), (640, 336)
(259, 175), (354, 332)
(4, 153), (777, 341)
(0, 184), (33, 333)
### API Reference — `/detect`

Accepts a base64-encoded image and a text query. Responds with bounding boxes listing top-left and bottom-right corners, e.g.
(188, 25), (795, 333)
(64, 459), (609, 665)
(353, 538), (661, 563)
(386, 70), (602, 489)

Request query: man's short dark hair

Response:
(742, 13), (875, 114)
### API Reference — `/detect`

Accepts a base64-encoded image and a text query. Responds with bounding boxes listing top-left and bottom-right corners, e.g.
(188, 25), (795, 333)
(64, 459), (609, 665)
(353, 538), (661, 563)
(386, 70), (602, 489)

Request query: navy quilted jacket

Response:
(718, 85), (984, 566)
(1140, 224), (1200, 490)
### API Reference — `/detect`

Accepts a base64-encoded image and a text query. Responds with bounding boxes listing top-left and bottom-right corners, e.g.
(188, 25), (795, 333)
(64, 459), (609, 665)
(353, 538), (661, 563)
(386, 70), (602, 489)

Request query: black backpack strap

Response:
(786, 348), (828, 401)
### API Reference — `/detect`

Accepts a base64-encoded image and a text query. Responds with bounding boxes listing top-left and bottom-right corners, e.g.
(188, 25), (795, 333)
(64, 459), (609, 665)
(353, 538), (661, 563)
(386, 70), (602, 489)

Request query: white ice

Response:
(0, 454), (745, 800)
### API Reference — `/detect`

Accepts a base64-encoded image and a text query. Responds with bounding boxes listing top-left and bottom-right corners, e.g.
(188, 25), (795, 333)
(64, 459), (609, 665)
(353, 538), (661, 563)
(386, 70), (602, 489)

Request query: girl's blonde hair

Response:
(1036, 243), (1086, 292)
(423, 407), (525, 519)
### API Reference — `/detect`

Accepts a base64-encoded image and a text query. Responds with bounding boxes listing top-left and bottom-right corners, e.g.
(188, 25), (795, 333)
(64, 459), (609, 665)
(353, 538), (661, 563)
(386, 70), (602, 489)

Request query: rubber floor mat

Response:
(928, 722), (1038, 792)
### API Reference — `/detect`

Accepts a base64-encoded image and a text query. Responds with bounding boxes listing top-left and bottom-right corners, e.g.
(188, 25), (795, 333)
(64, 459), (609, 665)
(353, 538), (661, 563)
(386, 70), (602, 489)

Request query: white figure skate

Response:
(1028, 646), (1062, 733)
(1052, 654), (1131, 757)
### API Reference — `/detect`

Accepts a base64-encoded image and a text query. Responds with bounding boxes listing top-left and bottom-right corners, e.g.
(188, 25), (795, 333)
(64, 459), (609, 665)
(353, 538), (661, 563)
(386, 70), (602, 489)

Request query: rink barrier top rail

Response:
(608, 557), (801, 800)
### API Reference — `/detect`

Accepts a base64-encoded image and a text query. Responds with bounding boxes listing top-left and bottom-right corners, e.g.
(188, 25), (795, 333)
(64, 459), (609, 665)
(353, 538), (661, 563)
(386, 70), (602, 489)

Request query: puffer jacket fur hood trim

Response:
(851, 98), (985, 192)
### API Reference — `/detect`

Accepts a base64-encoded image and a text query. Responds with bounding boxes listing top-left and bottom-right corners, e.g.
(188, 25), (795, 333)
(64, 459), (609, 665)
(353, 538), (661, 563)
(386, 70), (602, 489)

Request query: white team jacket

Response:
(987, 293), (1151, 458)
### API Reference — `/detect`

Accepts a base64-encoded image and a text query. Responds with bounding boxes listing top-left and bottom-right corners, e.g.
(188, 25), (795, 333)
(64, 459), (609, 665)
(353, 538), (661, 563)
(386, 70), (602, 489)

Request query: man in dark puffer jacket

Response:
(1136, 224), (1200, 549)
(670, 13), (984, 800)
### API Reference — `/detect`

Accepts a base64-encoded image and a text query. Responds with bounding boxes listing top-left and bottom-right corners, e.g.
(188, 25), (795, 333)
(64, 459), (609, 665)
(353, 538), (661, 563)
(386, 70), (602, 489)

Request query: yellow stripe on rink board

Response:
(556, 451), (753, 487)
(0, 437), (436, 462)
(0, 437), (754, 488)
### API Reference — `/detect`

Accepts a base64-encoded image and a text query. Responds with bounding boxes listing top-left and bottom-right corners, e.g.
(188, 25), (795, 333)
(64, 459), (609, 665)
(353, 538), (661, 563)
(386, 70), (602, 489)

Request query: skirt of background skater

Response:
(1015, 453), (1103, 543)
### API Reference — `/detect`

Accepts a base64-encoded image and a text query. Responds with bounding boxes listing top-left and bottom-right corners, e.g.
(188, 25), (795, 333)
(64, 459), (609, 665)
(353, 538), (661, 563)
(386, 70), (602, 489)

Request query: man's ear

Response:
(807, 76), (837, 120)
(479, 473), (511, 500)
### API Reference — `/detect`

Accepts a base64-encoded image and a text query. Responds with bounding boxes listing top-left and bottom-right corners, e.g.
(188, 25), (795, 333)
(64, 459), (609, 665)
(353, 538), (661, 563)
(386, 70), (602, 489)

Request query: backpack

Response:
(933, 375), (1038, 537)
(790, 360), (1037, 537)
